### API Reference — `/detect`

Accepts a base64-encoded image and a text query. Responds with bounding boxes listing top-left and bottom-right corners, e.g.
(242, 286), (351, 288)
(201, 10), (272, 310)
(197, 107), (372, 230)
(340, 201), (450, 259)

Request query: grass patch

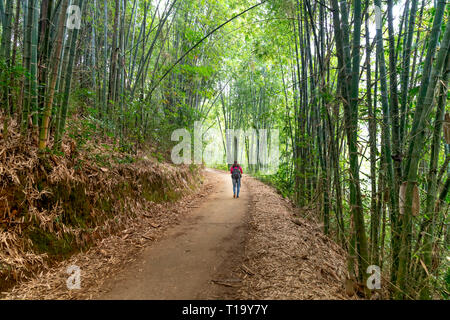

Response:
(28, 229), (77, 259)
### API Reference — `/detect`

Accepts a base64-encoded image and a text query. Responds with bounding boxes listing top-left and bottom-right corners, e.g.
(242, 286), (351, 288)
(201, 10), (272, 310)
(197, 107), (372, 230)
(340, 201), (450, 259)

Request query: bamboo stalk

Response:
(38, 0), (69, 150)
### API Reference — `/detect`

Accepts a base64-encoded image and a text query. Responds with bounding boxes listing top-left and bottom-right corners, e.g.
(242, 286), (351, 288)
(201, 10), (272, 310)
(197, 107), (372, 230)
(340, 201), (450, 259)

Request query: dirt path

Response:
(98, 169), (249, 299)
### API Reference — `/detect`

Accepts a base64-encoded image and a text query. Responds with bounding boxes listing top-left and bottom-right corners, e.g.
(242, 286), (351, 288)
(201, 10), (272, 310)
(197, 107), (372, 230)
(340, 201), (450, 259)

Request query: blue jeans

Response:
(232, 178), (241, 197)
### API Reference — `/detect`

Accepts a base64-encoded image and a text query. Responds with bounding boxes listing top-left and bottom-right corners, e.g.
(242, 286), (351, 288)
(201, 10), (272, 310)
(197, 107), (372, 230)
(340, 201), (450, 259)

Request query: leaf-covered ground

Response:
(236, 176), (356, 299)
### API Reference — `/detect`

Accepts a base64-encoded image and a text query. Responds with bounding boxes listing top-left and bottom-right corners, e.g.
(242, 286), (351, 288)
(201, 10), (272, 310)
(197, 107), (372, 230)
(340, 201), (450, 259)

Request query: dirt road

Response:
(98, 169), (248, 299)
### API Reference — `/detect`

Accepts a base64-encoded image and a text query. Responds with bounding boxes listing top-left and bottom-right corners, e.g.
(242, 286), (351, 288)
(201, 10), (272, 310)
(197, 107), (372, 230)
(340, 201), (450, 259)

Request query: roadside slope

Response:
(0, 125), (202, 296)
(237, 176), (353, 300)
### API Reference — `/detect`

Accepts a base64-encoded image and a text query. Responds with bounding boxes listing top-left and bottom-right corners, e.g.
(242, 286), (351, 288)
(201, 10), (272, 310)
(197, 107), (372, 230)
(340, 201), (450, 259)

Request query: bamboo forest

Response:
(0, 0), (449, 302)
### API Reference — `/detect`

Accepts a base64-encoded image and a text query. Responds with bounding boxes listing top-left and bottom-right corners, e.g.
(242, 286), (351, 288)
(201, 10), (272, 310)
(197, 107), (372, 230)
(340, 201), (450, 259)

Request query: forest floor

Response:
(2, 169), (354, 300)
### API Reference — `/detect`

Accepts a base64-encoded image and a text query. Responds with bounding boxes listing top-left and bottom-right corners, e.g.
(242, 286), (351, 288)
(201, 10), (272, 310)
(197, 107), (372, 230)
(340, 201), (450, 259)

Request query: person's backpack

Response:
(232, 166), (241, 179)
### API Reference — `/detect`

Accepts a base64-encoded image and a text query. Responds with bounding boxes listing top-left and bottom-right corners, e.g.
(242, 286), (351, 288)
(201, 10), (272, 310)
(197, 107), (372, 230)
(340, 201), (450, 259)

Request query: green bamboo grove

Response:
(0, 0), (449, 299)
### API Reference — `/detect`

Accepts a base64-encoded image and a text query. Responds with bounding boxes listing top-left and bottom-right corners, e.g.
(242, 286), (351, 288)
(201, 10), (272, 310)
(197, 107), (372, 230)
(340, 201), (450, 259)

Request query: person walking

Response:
(230, 161), (243, 198)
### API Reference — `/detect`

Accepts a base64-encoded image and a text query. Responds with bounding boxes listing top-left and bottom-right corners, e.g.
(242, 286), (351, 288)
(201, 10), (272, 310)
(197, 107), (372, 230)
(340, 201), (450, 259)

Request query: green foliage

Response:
(67, 117), (98, 148)
(254, 162), (294, 199)
(151, 151), (165, 163)
(443, 267), (450, 299)
(28, 228), (77, 258)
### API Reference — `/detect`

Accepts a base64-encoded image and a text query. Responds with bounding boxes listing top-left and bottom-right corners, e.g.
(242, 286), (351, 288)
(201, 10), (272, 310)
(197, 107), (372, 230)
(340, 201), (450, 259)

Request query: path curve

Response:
(98, 169), (249, 299)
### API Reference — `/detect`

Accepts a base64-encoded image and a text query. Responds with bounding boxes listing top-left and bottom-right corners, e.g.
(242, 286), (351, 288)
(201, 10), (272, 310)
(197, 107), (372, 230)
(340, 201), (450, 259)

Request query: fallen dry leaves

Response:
(237, 176), (356, 300)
